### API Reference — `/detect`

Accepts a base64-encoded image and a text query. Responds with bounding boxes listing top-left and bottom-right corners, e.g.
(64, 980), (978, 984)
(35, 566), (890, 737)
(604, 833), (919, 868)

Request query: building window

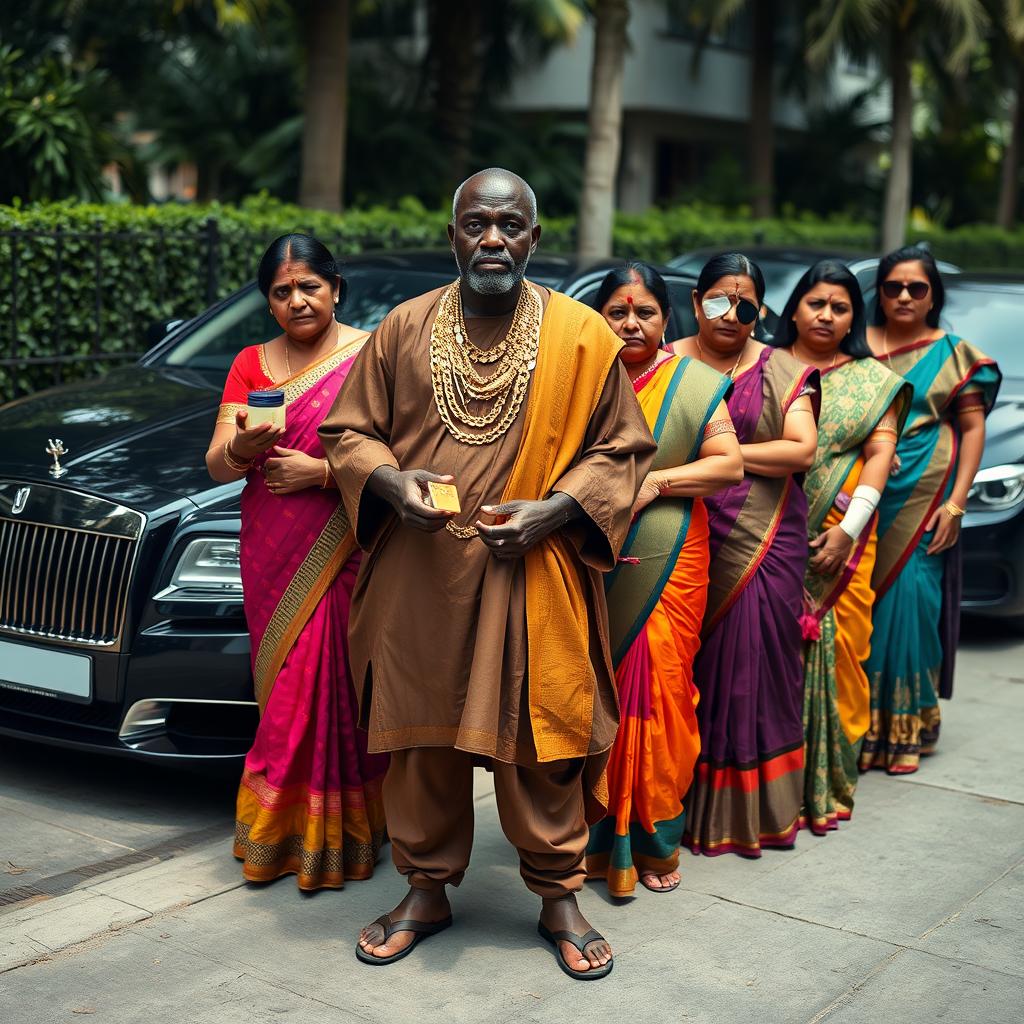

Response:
(664, 1), (752, 50)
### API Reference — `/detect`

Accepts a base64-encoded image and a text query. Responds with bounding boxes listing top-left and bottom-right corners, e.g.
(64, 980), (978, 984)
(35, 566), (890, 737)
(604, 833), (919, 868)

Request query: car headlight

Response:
(967, 464), (1024, 512)
(170, 538), (242, 592)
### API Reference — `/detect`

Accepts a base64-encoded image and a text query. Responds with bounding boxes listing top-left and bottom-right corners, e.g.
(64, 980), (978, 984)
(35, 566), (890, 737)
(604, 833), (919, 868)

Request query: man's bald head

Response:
(451, 168), (538, 227)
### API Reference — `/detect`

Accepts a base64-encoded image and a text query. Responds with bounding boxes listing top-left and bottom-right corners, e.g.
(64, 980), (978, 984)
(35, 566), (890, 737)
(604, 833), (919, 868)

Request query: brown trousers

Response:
(383, 747), (589, 900)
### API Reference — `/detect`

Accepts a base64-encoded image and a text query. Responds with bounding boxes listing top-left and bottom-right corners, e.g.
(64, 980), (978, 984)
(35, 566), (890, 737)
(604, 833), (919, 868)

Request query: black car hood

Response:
(0, 366), (226, 513)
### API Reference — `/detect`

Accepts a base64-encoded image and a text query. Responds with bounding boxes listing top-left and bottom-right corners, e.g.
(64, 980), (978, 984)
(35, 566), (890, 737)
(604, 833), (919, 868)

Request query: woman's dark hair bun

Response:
(696, 252), (767, 306)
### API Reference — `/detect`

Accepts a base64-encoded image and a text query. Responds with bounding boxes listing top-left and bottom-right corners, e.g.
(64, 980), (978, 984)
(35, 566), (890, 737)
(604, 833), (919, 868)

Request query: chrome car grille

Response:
(0, 482), (145, 648)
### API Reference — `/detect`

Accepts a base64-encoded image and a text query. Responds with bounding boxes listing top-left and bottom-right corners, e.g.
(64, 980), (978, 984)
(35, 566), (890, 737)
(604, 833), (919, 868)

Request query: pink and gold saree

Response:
(220, 339), (388, 890)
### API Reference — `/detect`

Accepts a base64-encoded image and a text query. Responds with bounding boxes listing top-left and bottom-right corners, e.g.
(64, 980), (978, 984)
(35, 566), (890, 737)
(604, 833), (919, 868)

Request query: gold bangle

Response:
(943, 500), (966, 518)
(223, 440), (252, 473)
(321, 459), (330, 490)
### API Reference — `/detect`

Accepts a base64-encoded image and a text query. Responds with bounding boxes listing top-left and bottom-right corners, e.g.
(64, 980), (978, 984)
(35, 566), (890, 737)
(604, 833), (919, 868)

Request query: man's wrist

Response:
(546, 491), (583, 527)
(366, 465), (401, 503)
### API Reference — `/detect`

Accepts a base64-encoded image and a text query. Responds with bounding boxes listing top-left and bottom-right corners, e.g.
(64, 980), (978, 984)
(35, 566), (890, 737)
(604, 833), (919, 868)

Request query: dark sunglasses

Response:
(701, 295), (760, 325)
(881, 280), (930, 300)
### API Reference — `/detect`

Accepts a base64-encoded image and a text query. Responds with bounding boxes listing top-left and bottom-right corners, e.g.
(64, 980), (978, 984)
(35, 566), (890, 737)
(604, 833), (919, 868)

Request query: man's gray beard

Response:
(458, 257), (529, 296)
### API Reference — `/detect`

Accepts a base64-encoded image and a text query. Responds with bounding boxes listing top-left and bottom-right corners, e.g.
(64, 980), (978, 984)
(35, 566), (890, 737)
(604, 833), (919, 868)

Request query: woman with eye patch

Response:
(670, 253), (820, 859)
(859, 247), (1000, 775)
(773, 261), (912, 832)
(585, 262), (743, 896)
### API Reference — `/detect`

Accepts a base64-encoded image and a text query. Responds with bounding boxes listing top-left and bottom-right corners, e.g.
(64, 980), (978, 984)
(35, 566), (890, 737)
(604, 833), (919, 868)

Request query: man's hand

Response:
(475, 493), (581, 560)
(368, 466), (455, 532)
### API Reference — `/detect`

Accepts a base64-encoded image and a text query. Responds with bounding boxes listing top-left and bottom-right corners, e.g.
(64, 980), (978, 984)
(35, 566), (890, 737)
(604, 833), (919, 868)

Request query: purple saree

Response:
(684, 348), (819, 857)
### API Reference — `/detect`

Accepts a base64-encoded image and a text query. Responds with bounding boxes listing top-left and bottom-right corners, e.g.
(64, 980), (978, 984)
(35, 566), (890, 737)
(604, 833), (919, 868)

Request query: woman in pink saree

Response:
(206, 234), (388, 890)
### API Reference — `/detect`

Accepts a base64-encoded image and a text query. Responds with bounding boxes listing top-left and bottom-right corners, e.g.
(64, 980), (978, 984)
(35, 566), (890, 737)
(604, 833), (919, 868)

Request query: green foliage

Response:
(5, 194), (1024, 401)
(0, 46), (120, 204)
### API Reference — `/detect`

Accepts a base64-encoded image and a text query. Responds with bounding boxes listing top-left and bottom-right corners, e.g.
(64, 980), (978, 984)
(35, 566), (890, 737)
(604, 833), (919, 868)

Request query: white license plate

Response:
(0, 639), (92, 703)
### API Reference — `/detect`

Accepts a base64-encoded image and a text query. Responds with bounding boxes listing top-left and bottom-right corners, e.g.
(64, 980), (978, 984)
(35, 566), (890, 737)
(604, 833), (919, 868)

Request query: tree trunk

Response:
(298, 0), (350, 212)
(749, 0), (776, 219)
(882, 22), (912, 251)
(577, 0), (629, 262)
(427, 0), (484, 198)
(997, 64), (1024, 230)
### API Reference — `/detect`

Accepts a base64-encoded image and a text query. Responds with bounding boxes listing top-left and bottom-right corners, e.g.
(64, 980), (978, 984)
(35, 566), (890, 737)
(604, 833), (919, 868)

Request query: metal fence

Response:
(0, 219), (225, 395)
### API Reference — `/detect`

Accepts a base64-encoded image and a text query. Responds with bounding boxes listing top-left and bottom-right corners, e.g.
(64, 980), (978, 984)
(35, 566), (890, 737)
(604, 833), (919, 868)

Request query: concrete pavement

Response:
(1, 625), (1022, 1023)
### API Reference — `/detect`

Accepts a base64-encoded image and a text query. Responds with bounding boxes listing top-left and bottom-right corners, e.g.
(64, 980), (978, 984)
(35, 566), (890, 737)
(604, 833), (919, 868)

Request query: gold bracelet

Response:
(321, 459), (330, 490)
(223, 440), (252, 473)
(943, 500), (966, 519)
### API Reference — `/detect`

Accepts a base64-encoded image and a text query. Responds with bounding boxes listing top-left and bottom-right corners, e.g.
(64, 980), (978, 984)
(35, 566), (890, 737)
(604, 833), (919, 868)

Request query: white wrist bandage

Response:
(838, 485), (882, 541)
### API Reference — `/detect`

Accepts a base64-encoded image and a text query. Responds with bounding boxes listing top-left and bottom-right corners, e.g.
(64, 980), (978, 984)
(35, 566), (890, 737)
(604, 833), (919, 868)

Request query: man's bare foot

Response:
(358, 886), (451, 960)
(640, 869), (680, 891)
(539, 894), (612, 973)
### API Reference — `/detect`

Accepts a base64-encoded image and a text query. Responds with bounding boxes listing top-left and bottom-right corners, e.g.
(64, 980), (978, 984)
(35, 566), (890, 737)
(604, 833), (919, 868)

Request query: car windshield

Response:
(158, 265), (458, 374)
(940, 285), (1024, 377)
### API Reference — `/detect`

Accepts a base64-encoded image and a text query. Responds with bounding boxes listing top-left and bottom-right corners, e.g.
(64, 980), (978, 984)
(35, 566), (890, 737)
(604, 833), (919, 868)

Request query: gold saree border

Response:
(217, 401), (247, 425)
(256, 334), (368, 400)
(252, 506), (358, 713)
(806, 360), (911, 532)
(705, 477), (792, 632)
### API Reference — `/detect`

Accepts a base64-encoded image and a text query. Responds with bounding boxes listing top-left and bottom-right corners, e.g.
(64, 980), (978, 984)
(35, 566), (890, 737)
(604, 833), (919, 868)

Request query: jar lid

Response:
(247, 389), (285, 407)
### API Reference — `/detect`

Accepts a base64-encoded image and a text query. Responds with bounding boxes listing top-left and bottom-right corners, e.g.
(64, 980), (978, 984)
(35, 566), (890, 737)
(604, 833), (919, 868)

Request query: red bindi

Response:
(626, 295), (634, 305)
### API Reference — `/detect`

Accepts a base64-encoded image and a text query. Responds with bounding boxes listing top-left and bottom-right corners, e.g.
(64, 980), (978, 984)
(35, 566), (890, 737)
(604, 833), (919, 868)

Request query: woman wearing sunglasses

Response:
(861, 247), (1001, 774)
(585, 263), (742, 896)
(772, 260), (911, 833)
(670, 253), (820, 858)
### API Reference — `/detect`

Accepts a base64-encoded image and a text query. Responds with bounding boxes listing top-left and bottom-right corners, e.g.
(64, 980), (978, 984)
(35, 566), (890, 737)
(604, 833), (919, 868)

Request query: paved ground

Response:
(1, 620), (1022, 1024)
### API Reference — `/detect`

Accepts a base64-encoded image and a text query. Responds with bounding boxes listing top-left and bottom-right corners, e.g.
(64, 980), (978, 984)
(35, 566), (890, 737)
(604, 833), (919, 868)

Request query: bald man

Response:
(319, 168), (655, 979)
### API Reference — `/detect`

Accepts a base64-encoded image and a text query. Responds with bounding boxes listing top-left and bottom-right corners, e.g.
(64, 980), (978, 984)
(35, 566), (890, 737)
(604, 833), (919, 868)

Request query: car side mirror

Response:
(145, 318), (187, 348)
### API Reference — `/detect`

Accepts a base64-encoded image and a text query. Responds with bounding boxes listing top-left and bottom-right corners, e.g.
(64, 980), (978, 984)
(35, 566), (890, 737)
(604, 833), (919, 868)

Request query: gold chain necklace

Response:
(696, 336), (747, 379)
(430, 280), (541, 447)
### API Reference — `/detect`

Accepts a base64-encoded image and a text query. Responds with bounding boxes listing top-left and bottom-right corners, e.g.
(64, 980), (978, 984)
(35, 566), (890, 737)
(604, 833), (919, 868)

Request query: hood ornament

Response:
(46, 438), (69, 479)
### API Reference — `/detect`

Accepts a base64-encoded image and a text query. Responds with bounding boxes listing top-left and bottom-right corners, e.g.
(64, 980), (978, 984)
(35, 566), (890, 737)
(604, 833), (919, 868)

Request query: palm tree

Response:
(688, 0), (779, 218)
(806, 0), (988, 250)
(577, 0), (630, 262)
(423, 0), (585, 200)
(297, 0), (351, 211)
(990, 0), (1024, 228)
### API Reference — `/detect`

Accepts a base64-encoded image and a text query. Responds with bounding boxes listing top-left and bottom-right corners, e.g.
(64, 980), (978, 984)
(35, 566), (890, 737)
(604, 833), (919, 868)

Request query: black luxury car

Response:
(0, 250), (707, 762)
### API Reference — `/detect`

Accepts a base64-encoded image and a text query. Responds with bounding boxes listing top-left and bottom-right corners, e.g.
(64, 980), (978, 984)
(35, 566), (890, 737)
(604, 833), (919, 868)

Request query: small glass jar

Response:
(247, 389), (286, 430)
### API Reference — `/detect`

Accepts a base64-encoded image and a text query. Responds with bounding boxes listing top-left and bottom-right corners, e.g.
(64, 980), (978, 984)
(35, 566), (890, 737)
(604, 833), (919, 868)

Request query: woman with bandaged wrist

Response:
(773, 261), (911, 831)
(860, 247), (1000, 775)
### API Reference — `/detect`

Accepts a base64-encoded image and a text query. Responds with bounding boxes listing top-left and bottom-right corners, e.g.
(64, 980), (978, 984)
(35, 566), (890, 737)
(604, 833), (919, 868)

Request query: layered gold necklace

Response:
(430, 279), (541, 446)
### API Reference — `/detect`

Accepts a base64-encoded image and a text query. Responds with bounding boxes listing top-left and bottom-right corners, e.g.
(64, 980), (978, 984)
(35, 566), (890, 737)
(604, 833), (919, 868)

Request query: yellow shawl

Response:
(500, 290), (622, 762)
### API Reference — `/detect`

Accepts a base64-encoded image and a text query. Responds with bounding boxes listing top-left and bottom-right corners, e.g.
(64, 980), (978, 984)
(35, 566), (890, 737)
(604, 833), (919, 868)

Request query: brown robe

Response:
(318, 285), (656, 768)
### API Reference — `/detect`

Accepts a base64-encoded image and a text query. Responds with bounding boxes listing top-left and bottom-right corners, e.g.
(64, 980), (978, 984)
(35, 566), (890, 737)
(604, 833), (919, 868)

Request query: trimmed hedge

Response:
(3, 194), (1024, 400)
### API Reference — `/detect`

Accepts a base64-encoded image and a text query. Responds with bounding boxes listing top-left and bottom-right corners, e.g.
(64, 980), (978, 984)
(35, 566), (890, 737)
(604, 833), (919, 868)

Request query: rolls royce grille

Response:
(0, 481), (146, 650)
(0, 517), (137, 646)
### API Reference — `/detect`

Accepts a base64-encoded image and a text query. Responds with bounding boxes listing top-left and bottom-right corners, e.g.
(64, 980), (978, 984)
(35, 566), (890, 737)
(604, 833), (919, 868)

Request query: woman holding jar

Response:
(772, 260), (910, 831)
(861, 247), (1000, 774)
(671, 253), (820, 858)
(206, 233), (389, 890)
(585, 262), (742, 896)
